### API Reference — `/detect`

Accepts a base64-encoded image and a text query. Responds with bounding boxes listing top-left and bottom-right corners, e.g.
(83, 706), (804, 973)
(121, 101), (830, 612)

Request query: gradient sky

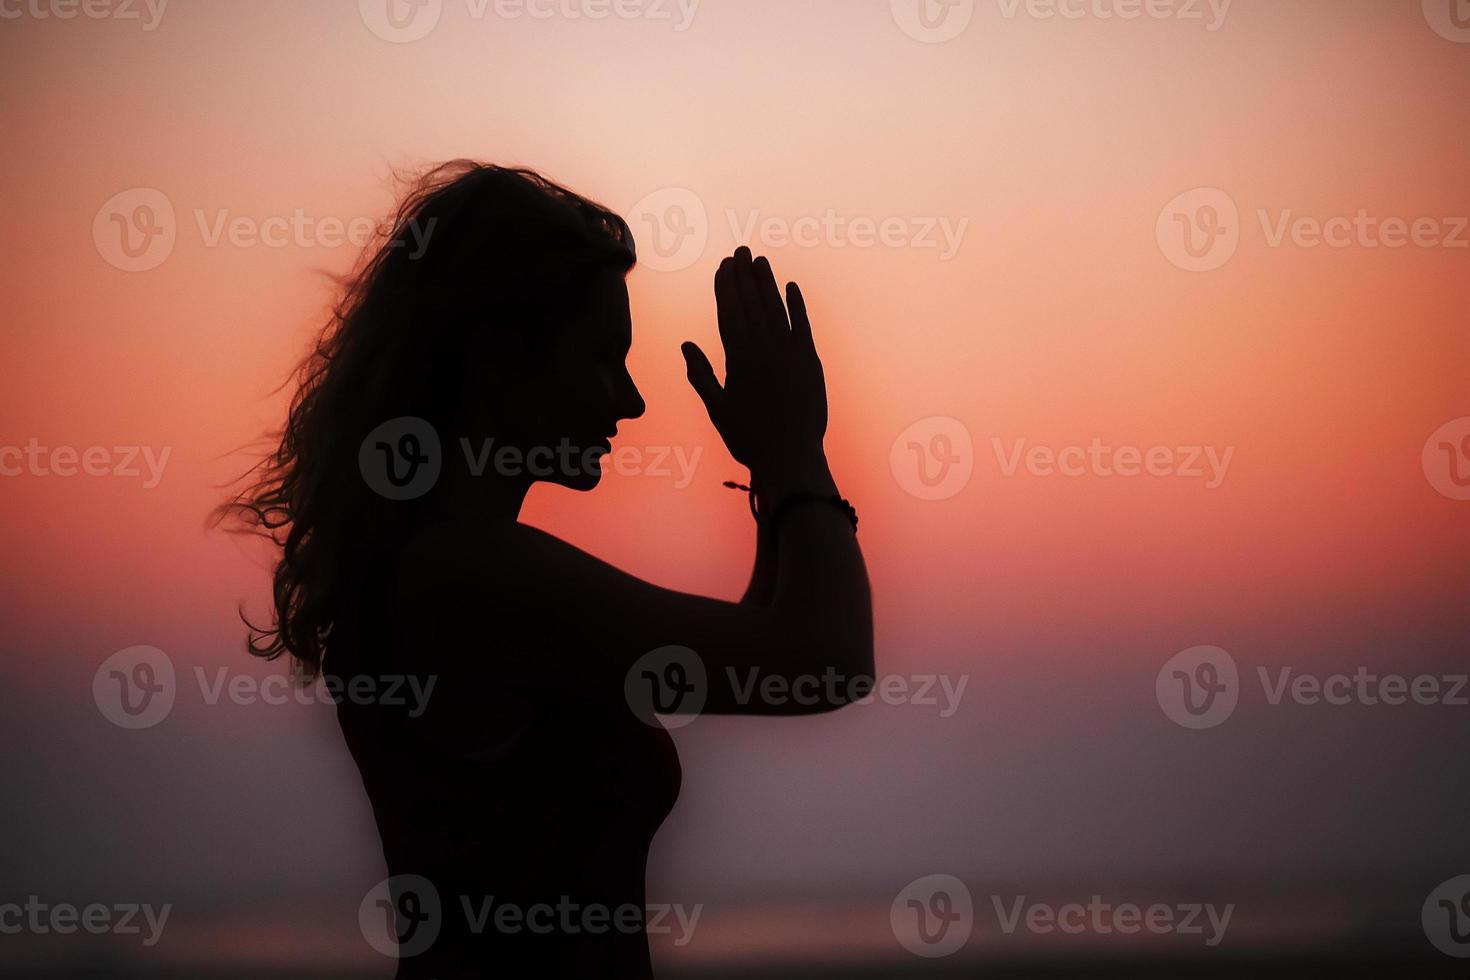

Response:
(1, 0), (1467, 972)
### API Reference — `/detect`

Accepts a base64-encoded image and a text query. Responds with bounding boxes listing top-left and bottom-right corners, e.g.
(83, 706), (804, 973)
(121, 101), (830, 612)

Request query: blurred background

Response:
(1, 0), (1467, 976)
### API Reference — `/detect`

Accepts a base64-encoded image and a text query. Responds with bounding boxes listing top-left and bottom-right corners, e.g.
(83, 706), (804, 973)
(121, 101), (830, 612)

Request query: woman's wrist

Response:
(754, 447), (837, 507)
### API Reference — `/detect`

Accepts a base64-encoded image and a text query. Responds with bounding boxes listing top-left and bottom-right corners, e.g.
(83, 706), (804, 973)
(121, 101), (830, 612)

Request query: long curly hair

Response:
(213, 161), (637, 677)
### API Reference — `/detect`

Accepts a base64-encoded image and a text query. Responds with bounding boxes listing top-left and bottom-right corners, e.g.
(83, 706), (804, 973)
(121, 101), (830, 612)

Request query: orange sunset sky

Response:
(1, 0), (1467, 973)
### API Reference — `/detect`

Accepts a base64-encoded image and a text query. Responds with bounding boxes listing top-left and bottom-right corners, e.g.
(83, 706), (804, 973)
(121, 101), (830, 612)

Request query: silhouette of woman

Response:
(218, 162), (872, 978)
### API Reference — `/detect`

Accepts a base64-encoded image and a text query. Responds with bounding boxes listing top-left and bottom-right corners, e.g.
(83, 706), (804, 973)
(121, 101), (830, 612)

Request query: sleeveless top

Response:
(328, 542), (683, 979)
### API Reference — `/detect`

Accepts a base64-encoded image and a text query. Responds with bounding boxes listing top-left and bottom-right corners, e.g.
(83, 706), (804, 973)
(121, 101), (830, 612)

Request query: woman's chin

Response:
(548, 467), (603, 492)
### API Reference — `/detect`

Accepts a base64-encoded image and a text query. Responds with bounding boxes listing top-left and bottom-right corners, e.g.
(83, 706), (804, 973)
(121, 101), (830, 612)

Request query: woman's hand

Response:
(681, 247), (829, 480)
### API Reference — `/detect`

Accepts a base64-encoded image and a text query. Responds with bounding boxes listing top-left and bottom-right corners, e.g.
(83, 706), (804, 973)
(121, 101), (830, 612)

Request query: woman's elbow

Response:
(789, 638), (875, 714)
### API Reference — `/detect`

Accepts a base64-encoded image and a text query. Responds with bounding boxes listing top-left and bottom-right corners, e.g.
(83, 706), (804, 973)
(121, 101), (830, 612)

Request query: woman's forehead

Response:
(574, 271), (632, 346)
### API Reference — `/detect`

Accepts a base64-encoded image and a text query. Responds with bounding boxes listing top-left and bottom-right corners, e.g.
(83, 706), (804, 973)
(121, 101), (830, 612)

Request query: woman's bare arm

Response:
(396, 247), (872, 717)
(739, 499), (778, 606)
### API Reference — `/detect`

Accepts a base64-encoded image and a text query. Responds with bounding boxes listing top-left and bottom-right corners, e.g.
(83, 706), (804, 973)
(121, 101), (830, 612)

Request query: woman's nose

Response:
(614, 362), (649, 420)
(620, 372), (646, 421)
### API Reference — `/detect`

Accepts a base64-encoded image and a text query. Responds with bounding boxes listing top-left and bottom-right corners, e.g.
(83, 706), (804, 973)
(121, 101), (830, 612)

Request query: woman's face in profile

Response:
(499, 268), (646, 491)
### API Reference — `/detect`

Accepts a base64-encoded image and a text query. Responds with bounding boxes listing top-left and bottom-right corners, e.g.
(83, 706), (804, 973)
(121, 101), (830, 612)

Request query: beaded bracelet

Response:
(723, 481), (859, 534)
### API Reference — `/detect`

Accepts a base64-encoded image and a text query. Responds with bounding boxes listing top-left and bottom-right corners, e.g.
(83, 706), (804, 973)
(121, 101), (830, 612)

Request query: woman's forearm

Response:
(761, 452), (874, 680)
(739, 511), (779, 606)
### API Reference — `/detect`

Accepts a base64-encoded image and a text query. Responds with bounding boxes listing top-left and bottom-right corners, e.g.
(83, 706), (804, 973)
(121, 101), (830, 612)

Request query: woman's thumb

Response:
(681, 342), (723, 413)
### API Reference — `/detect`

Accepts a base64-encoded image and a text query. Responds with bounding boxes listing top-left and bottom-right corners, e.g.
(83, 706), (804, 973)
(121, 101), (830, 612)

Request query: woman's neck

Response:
(430, 460), (531, 524)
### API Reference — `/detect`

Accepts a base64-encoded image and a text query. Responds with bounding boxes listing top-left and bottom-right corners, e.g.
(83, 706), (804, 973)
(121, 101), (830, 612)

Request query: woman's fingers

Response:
(681, 341), (725, 421)
(718, 249), (804, 385)
(786, 280), (816, 355)
(752, 255), (791, 336)
(731, 247), (773, 349)
(714, 257), (748, 370)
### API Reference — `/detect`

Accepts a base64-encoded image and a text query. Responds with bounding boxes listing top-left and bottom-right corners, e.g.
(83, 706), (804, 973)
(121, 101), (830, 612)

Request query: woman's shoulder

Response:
(398, 517), (601, 587)
(393, 518), (598, 636)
